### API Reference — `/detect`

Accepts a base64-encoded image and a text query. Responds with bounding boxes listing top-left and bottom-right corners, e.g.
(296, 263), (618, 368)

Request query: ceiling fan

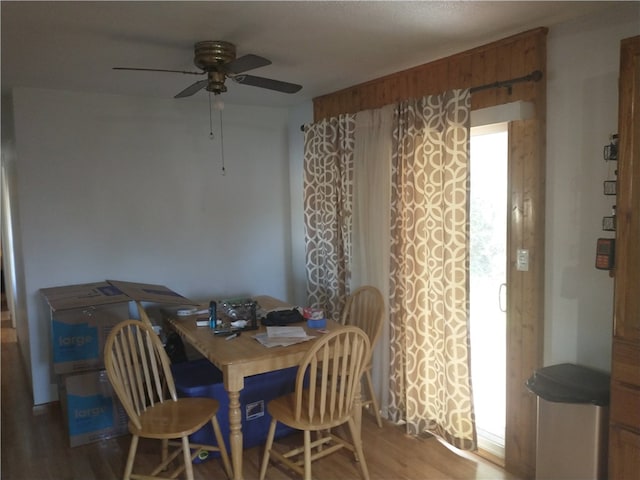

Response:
(113, 40), (302, 97)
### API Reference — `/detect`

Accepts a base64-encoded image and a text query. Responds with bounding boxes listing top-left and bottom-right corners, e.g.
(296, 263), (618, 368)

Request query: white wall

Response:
(12, 88), (297, 404)
(545, 4), (639, 371)
(287, 102), (313, 306)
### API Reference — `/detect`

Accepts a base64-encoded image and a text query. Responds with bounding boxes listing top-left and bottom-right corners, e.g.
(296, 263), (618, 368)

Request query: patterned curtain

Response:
(303, 115), (356, 321)
(387, 90), (477, 450)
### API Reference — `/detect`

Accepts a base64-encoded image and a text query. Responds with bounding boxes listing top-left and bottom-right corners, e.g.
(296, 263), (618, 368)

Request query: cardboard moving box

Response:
(42, 280), (196, 374)
(59, 369), (128, 447)
(43, 280), (198, 447)
(106, 279), (195, 306)
(51, 301), (130, 374)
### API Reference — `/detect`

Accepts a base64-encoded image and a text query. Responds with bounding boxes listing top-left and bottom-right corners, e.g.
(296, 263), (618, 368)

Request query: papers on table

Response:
(267, 326), (308, 338)
(254, 326), (316, 348)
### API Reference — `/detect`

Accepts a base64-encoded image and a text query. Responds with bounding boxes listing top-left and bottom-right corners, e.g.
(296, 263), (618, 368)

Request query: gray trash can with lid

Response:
(526, 363), (610, 480)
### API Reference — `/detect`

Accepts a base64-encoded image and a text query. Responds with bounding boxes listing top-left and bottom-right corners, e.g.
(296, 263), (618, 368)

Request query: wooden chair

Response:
(135, 301), (154, 328)
(259, 326), (371, 480)
(104, 320), (232, 480)
(340, 285), (385, 428)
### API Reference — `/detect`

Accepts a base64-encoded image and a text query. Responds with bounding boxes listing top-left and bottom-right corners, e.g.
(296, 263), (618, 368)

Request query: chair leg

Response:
(303, 430), (312, 480)
(364, 370), (382, 428)
(347, 417), (370, 480)
(211, 416), (233, 479)
(123, 435), (139, 480)
(182, 436), (195, 480)
(259, 419), (277, 480)
(161, 438), (169, 469)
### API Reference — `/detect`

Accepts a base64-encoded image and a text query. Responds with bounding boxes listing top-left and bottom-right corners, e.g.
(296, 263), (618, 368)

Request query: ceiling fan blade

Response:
(224, 54), (272, 74)
(175, 79), (208, 98)
(233, 74), (302, 94)
(113, 67), (204, 75)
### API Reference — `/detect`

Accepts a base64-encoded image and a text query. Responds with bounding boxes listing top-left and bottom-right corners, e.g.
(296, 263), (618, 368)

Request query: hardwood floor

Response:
(0, 309), (519, 480)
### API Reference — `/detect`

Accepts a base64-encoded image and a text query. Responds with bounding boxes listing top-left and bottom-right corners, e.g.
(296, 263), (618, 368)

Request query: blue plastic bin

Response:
(171, 358), (298, 462)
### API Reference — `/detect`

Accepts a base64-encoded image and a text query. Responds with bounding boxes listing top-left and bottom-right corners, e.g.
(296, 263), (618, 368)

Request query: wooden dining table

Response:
(165, 295), (352, 480)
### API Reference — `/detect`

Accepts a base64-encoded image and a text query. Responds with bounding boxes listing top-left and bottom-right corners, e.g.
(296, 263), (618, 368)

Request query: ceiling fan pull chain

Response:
(219, 108), (226, 176)
(208, 92), (215, 139)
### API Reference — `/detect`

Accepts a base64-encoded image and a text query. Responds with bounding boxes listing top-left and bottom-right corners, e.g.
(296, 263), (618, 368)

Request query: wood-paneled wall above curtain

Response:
(312, 27), (546, 121)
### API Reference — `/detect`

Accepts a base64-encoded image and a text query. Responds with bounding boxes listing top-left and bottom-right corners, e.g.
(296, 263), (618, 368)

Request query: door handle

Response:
(498, 283), (507, 313)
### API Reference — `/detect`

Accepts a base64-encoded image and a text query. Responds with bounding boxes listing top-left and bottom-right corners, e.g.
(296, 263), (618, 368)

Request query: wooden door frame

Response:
(504, 119), (545, 478)
(608, 34), (640, 480)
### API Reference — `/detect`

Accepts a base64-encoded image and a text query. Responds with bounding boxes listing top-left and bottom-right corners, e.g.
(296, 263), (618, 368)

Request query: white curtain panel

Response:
(352, 104), (394, 417)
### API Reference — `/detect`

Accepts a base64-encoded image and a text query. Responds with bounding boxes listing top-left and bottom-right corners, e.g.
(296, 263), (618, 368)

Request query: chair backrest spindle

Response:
(340, 286), (385, 365)
(104, 320), (176, 431)
(294, 327), (370, 426)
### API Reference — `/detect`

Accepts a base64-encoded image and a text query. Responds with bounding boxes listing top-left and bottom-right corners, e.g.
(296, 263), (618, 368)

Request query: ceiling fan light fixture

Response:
(207, 71), (227, 95)
(213, 94), (224, 111)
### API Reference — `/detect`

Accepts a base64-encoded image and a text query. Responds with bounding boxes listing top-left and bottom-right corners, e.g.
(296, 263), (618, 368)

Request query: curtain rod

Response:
(470, 69), (543, 94)
(299, 70), (543, 132)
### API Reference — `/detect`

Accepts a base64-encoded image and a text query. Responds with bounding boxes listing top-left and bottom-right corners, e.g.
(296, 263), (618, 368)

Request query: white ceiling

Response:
(0, 1), (625, 108)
